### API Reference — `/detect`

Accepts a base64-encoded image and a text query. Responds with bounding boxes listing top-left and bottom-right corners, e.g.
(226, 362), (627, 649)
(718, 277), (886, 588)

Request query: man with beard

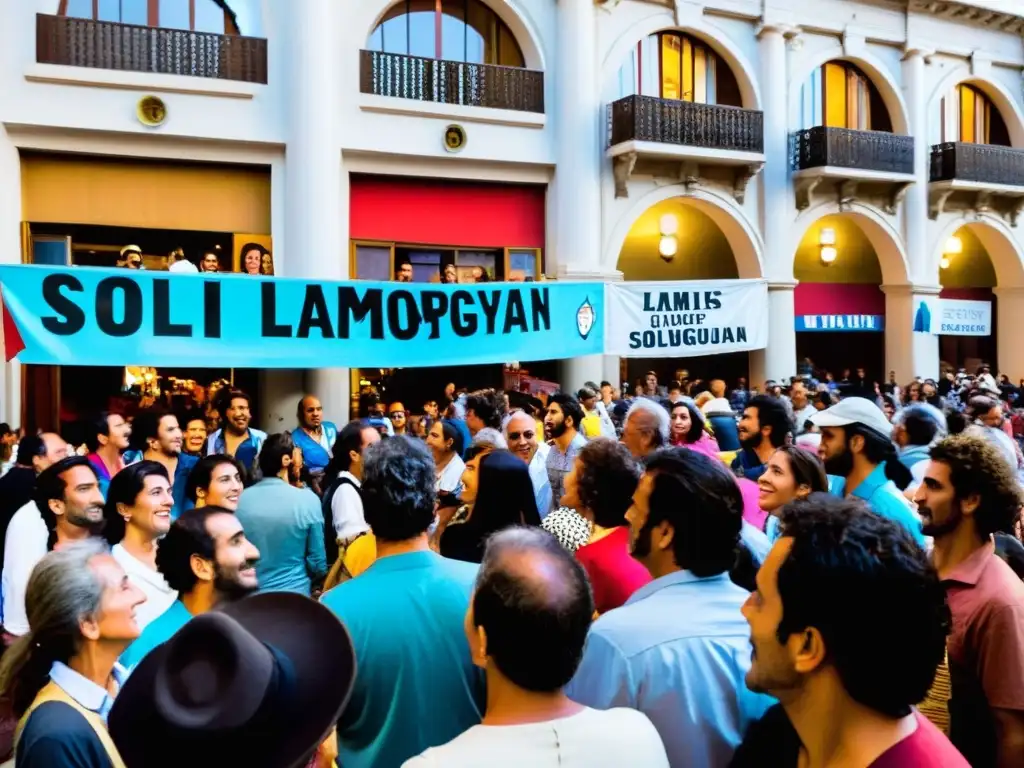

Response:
(732, 395), (790, 482)
(505, 410), (551, 518)
(732, 496), (965, 768)
(810, 398), (925, 547)
(206, 389), (267, 474)
(914, 435), (1024, 767)
(119, 506), (260, 671)
(2, 457), (105, 640)
(544, 395), (587, 517)
(567, 448), (773, 766)
(132, 409), (197, 519)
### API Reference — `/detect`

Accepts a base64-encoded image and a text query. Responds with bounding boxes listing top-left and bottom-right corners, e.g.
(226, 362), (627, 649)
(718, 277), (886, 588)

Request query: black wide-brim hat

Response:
(109, 593), (356, 768)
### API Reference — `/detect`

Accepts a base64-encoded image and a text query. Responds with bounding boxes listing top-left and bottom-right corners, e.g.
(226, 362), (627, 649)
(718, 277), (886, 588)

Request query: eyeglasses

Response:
(507, 431), (535, 441)
(390, 410), (408, 418)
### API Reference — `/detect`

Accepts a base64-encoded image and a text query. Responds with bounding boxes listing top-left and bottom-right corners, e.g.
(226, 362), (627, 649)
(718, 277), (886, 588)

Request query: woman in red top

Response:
(562, 438), (651, 614)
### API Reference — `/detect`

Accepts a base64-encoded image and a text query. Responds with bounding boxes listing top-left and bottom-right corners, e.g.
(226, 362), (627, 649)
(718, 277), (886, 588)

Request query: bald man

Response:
(291, 395), (339, 492)
(505, 410), (552, 518)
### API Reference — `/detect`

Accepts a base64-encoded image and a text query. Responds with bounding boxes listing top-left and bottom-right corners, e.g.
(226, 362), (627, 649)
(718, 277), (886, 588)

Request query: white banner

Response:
(605, 279), (769, 357)
(915, 298), (992, 336)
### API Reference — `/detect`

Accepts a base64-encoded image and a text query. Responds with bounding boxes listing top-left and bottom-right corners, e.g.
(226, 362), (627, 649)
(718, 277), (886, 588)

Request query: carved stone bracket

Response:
(794, 176), (822, 210)
(837, 180), (858, 211)
(1010, 199), (1024, 228)
(929, 187), (954, 219)
(612, 151), (637, 198)
(732, 162), (763, 204)
(973, 190), (993, 217)
(883, 181), (913, 215)
(594, 0), (623, 12)
(680, 161), (700, 190)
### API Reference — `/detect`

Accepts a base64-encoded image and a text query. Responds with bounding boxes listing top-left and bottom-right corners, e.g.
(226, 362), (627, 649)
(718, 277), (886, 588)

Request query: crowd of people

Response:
(0, 360), (1020, 767)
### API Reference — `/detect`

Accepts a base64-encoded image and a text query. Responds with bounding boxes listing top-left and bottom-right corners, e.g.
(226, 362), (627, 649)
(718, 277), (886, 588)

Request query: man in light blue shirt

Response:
(567, 448), (775, 767)
(811, 397), (926, 547)
(236, 433), (326, 595)
(322, 437), (484, 768)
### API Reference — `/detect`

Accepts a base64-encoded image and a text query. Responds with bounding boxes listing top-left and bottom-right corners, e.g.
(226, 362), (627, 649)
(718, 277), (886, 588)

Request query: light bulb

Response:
(944, 236), (963, 255)
(659, 214), (679, 237)
(820, 246), (837, 264)
(659, 236), (678, 259)
(940, 256), (950, 269)
(819, 227), (836, 246)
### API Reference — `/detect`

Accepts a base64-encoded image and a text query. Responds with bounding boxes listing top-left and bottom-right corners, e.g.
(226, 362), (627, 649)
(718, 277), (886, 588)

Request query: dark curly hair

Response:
(929, 434), (1024, 537)
(185, 454), (248, 503)
(776, 494), (950, 717)
(670, 400), (705, 444)
(156, 506), (232, 595)
(575, 438), (641, 529)
(464, 389), (507, 431)
(362, 437), (437, 542)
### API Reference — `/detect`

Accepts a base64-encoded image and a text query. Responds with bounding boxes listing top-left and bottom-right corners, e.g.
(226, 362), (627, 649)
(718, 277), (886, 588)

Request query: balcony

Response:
(607, 95), (765, 201)
(35, 14), (268, 84)
(929, 143), (1024, 224)
(359, 50), (544, 114)
(791, 126), (916, 213)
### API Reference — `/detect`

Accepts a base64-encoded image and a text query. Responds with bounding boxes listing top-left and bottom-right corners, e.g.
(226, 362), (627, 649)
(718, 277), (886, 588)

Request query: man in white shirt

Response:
(323, 421), (381, 555)
(402, 527), (668, 768)
(504, 411), (551, 517)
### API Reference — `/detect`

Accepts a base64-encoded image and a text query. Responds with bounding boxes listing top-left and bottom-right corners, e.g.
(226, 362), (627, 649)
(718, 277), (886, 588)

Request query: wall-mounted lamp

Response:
(658, 213), (680, 262)
(940, 235), (962, 270)
(940, 256), (951, 270)
(819, 227), (837, 265)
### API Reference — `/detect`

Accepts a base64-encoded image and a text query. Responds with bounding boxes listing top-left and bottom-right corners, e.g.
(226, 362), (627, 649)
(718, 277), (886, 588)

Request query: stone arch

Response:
(604, 185), (763, 279)
(931, 214), (1024, 289)
(789, 45), (910, 135)
(364, 0), (546, 71)
(601, 11), (761, 109)
(789, 202), (910, 286)
(927, 68), (1024, 148)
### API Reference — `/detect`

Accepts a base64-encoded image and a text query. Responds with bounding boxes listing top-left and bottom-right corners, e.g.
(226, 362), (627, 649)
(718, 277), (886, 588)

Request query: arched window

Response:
(799, 61), (892, 132)
(60, 0), (247, 35)
(615, 32), (741, 107)
(367, 0), (525, 68)
(939, 84), (1010, 146)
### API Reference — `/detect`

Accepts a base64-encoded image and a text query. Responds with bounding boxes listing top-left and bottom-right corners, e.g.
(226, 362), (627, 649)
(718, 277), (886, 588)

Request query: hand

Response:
(313, 728), (338, 768)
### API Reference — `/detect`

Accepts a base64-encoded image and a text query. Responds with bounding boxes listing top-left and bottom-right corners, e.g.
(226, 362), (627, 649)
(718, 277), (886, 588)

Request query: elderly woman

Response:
(561, 439), (651, 614)
(1, 540), (145, 767)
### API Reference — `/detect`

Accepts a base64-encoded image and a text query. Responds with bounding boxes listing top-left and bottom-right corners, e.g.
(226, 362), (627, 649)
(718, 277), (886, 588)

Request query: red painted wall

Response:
(794, 283), (886, 315)
(349, 176), (546, 248)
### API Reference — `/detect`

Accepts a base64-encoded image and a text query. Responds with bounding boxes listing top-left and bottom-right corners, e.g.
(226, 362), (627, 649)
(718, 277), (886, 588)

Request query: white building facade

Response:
(1, 0), (1023, 429)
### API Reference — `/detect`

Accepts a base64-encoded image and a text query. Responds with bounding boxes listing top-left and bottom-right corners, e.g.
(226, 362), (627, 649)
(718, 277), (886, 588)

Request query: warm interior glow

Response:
(819, 227), (836, 246)
(659, 213), (679, 236)
(820, 246), (838, 264)
(659, 235), (678, 258)
(940, 255), (951, 270)
(944, 236), (963, 255)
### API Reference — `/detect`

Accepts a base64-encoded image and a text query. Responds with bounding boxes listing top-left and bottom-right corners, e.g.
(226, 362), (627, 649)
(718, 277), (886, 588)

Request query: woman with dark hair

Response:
(104, 461), (178, 630)
(440, 449), (540, 564)
(669, 400), (720, 458)
(185, 454), (246, 511)
(563, 439), (650, 614)
(240, 243), (269, 276)
(425, 419), (465, 496)
(758, 445), (829, 541)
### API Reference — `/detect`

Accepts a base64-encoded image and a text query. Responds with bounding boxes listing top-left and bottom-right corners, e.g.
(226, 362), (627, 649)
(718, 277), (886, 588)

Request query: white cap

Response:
(168, 260), (199, 273)
(810, 397), (892, 440)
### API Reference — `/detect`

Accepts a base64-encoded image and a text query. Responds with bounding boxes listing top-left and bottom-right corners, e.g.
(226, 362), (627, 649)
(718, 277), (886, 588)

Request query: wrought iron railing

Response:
(792, 126), (913, 174)
(359, 50), (544, 113)
(930, 142), (1024, 186)
(36, 14), (268, 84)
(609, 94), (763, 152)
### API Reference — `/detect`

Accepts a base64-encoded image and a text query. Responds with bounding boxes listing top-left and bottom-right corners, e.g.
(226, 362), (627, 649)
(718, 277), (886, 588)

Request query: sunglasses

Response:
(507, 430), (535, 441)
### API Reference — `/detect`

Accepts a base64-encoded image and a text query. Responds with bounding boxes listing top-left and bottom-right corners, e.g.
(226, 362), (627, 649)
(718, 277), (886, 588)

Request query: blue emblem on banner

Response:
(576, 297), (595, 340)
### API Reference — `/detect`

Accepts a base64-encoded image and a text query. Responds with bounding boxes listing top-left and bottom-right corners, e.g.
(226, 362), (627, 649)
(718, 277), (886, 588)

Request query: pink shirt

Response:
(575, 527), (651, 615)
(869, 712), (968, 767)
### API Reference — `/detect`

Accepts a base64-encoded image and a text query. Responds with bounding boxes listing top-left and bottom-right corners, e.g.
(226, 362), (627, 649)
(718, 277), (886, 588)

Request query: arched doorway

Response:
(937, 226), (997, 372)
(615, 195), (760, 392)
(793, 211), (907, 388)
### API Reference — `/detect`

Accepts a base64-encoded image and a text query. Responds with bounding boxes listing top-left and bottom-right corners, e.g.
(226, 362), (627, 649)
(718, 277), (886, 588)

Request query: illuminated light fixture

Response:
(944, 236), (963, 255)
(820, 246), (838, 265)
(819, 227), (837, 246)
(818, 227), (838, 265)
(659, 235), (678, 261)
(940, 256), (951, 270)
(659, 213), (679, 237)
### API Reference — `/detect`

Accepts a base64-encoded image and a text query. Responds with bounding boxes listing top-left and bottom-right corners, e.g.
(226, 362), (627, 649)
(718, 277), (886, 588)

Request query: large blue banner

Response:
(0, 266), (603, 368)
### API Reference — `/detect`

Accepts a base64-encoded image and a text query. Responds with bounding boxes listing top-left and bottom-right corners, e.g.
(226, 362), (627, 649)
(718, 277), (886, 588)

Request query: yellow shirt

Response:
(344, 533), (377, 578)
(580, 411), (601, 439)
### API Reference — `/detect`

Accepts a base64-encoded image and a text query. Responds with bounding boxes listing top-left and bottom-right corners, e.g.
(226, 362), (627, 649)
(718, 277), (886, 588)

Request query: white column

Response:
(0, 124), (22, 426)
(280, 0), (349, 425)
(751, 281), (797, 386)
(901, 49), (930, 280)
(757, 25), (790, 280)
(883, 285), (940, 382)
(995, 287), (1024, 381)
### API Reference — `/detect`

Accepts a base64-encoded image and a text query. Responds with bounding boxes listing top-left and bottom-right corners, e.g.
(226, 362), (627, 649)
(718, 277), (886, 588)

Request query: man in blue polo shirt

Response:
(811, 397), (926, 548)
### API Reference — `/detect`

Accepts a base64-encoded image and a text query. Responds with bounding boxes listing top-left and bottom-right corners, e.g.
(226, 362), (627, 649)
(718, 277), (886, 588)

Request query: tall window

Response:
(799, 61), (892, 132)
(367, 0), (525, 68)
(939, 84), (1010, 146)
(60, 0), (245, 35)
(615, 32), (742, 107)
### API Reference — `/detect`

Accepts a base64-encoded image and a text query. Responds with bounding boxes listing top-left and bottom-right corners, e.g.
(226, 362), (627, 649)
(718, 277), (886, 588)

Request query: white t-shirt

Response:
(401, 706), (668, 768)
(1, 501), (48, 635)
(112, 543), (178, 631)
(331, 471), (369, 542)
(436, 454), (465, 495)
